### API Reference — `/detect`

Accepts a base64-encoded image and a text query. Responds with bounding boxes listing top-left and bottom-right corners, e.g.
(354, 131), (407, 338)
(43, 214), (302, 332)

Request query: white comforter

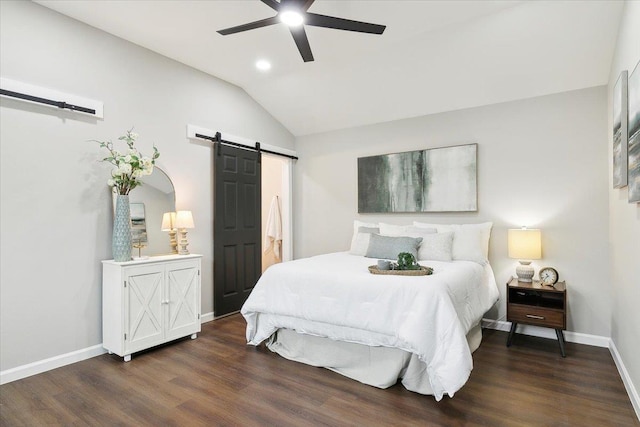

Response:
(241, 252), (499, 400)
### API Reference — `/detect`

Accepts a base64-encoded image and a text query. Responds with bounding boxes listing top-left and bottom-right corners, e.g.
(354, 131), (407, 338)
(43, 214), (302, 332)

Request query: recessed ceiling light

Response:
(279, 10), (304, 27)
(256, 60), (271, 71)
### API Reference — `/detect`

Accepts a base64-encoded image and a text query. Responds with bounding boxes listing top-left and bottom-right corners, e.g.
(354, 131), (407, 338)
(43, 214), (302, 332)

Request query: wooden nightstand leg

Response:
(555, 329), (566, 358)
(507, 322), (518, 347)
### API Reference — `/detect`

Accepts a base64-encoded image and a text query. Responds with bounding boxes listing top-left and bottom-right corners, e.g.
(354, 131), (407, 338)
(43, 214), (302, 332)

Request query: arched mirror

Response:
(128, 167), (176, 256)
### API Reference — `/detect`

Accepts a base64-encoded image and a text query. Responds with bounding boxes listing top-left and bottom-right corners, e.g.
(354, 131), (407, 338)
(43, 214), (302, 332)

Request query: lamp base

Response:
(178, 228), (190, 255)
(168, 229), (178, 254)
(515, 261), (535, 282)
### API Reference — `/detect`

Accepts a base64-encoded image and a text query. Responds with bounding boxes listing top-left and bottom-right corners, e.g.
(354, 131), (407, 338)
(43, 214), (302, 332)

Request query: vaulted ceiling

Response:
(37, 0), (624, 136)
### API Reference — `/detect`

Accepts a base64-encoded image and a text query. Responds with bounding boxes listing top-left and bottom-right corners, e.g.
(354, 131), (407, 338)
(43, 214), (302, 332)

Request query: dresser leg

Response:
(507, 322), (518, 347)
(124, 354), (131, 362)
(555, 329), (566, 357)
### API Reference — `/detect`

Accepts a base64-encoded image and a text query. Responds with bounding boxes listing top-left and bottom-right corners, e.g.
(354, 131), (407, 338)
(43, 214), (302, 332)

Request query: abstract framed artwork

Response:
(358, 143), (477, 213)
(613, 70), (628, 188)
(628, 60), (640, 203)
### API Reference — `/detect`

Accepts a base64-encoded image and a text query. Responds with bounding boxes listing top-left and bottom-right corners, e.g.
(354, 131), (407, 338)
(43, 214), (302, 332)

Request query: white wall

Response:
(607, 0), (640, 413)
(294, 87), (609, 337)
(0, 1), (294, 371)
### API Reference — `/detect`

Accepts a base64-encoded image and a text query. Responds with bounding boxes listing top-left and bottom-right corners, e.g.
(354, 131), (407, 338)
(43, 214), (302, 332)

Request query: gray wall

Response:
(0, 1), (294, 371)
(294, 87), (609, 337)
(607, 0), (640, 408)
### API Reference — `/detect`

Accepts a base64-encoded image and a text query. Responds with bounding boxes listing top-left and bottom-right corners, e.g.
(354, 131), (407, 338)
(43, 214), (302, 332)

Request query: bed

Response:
(241, 221), (499, 400)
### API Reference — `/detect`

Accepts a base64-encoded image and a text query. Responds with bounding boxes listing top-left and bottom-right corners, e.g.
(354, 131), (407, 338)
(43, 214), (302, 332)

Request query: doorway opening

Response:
(261, 154), (292, 273)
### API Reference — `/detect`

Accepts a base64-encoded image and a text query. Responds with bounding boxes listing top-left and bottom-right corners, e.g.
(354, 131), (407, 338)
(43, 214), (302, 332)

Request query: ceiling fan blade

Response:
(305, 13), (386, 35)
(289, 26), (314, 62)
(301, 0), (316, 11)
(279, 0), (315, 9)
(260, 0), (281, 11)
(217, 16), (280, 35)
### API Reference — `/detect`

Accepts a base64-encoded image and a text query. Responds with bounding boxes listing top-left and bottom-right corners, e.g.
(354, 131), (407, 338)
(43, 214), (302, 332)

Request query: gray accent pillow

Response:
(365, 234), (423, 260)
(358, 226), (380, 234)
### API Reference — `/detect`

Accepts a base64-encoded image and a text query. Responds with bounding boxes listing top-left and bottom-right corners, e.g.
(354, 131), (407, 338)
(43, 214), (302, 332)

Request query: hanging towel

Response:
(264, 195), (283, 260)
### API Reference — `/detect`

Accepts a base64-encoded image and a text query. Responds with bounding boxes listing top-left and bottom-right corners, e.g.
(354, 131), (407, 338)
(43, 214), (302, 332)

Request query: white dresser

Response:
(102, 254), (202, 361)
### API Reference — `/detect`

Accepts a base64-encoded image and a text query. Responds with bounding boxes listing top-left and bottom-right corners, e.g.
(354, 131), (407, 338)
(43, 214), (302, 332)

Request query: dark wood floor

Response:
(1, 314), (638, 426)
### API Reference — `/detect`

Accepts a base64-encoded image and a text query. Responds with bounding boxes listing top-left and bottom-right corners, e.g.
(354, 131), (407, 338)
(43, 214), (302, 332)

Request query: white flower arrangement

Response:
(95, 129), (160, 195)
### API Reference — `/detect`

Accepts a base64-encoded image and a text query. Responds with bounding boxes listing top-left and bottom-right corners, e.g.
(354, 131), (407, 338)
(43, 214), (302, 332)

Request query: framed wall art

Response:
(628, 60), (640, 203)
(613, 70), (628, 188)
(358, 143), (477, 213)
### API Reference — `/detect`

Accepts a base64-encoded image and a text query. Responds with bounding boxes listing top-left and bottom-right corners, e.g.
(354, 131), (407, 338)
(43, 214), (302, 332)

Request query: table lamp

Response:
(161, 212), (178, 254)
(508, 227), (541, 282)
(174, 210), (195, 255)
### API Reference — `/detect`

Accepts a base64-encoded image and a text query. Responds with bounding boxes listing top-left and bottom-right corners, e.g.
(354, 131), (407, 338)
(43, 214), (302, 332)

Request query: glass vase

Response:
(112, 194), (132, 262)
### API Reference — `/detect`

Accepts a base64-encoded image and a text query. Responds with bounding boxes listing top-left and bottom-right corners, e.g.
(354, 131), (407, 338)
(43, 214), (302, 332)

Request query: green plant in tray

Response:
(396, 252), (421, 270)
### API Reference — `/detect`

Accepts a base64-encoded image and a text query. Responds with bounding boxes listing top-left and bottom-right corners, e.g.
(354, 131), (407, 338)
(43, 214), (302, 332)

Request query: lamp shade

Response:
(174, 210), (195, 229)
(508, 228), (541, 260)
(161, 212), (176, 231)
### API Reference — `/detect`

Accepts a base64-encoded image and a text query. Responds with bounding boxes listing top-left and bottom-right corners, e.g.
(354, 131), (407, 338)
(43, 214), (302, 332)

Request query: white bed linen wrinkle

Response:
(241, 252), (499, 401)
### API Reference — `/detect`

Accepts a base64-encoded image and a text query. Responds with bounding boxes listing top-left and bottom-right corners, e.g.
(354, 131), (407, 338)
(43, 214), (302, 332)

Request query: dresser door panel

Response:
(166, 262), (200, 341)
(125, 266), (164, 353)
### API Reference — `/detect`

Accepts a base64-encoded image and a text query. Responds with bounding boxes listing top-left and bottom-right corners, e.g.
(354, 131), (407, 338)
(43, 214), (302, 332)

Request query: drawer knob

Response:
(526, 314), (545, 320)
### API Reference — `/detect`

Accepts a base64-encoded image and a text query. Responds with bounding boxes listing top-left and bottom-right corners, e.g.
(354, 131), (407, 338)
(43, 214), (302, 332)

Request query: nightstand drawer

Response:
(508, 304), (565, 329)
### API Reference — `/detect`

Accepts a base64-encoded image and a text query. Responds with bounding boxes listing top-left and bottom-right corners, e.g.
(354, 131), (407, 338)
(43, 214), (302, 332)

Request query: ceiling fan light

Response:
(280, 10), (304, 27)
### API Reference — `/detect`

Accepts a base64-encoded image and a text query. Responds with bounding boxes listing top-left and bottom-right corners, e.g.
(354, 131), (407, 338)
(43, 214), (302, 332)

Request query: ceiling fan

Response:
(217, 0), (386, 62)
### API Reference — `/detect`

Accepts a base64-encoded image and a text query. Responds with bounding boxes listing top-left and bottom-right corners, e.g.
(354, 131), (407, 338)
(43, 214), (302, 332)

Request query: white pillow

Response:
(402, 227), (439, 260)
(450, 222), (492, 260)
(405, 226), (438, 237)
(349, 226), (380, 256)
(380, 223), (438, 237)
(350, 220), (378, 252)
(417, 232), (454, 261)
(414, 221), (493, 264)
(413, 221), (454, 233)
(350, 232), (373, 256)
(451, 228), (485, 263)
(379, 223), (410, 236)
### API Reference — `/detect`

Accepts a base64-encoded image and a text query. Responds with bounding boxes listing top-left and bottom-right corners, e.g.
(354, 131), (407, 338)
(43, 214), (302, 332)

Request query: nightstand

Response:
(506, 277), (567, 357)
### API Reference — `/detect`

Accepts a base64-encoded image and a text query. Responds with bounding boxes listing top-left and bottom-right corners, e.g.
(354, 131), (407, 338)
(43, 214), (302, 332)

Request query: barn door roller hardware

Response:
(195, 132), (298, 160)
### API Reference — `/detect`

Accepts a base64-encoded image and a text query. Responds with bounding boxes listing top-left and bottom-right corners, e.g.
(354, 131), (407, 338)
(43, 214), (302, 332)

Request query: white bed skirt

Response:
(265, 322), (483, 396)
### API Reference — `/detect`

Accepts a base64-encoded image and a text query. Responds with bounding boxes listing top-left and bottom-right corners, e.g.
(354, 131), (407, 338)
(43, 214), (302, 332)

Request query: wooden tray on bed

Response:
(368, 266), (433, 276)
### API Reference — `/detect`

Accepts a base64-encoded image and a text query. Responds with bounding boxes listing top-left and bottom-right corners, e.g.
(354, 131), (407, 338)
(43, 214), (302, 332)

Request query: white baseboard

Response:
(609, 340), (640, 421)
(0, 344), (107, 385)
(2, 313), (218, 385)
(481, 318), (610, 347)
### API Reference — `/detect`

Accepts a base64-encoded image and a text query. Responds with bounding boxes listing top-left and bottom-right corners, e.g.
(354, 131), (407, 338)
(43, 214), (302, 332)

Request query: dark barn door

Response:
(214, 142), (261, 317)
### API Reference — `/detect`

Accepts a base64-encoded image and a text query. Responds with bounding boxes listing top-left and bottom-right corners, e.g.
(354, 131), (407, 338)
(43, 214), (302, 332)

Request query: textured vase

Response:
(112, 194), (132, 262)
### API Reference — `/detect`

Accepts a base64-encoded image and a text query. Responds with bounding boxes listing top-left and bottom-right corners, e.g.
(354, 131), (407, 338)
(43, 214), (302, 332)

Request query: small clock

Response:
(539, 267), (559, 285)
